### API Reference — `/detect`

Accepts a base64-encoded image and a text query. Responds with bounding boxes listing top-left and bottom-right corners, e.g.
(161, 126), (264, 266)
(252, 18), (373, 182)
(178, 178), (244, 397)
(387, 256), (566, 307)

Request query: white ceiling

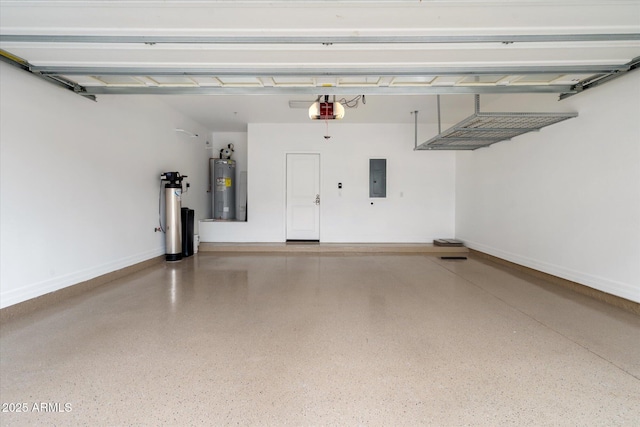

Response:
(158, 94), (476, 131)
(1, 0), (639, 132)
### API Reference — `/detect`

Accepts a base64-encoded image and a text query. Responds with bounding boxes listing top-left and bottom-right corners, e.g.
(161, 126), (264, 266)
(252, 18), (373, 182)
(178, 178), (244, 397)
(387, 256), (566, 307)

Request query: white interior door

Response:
(286, 153), (320, 241)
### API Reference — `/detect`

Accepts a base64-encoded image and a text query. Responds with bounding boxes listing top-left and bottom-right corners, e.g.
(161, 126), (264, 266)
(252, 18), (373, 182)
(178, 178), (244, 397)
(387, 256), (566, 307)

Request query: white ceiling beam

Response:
(29, 65), (634, 76)
(81, 85), (575, 96)
(2, 34), (639, 44)
(2, 1), (638, 35)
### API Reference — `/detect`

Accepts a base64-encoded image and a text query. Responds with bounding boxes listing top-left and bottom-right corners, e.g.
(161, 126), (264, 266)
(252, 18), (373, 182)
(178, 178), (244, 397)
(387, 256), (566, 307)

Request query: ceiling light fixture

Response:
(309, 95), (345, 120)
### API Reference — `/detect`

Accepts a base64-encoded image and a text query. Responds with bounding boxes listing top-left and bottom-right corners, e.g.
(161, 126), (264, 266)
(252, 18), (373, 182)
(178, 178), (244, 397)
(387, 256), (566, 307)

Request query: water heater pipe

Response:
(413, 110), (418, 150)
(437, 95), (442, 134)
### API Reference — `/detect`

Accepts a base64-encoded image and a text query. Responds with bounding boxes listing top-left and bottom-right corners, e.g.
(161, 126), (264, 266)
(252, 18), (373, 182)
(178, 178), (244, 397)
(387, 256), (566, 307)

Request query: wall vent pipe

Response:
(414, 110), (418, 150)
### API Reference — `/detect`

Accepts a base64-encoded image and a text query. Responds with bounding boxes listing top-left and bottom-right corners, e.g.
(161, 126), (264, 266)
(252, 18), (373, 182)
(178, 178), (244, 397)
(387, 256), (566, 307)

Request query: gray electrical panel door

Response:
(369, 159), (387, 198)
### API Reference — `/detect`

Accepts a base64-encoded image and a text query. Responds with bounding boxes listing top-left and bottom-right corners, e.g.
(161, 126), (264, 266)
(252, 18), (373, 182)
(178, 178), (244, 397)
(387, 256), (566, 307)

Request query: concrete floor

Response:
(1, 253), (639, 426)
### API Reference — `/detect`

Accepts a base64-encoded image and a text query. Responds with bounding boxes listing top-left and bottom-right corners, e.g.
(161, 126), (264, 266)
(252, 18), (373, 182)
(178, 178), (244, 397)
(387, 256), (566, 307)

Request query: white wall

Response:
(201, 122), (456, 242)
(0, 62), (210, 308)
(456, 73), (640, 303)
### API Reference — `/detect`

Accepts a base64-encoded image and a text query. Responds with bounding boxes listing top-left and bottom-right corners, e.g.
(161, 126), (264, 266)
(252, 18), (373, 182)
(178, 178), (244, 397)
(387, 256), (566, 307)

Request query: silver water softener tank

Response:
(212, 159), (236, 220)
(161, 172), (186, 261)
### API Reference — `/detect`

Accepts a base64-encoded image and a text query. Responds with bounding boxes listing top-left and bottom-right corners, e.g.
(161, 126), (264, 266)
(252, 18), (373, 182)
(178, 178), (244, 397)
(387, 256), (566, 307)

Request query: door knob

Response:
(315, 194), (320, 205)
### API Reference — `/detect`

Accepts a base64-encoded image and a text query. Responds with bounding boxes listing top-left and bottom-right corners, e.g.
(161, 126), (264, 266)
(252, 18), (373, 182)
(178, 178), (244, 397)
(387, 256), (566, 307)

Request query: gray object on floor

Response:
(434, 238), (464, 247)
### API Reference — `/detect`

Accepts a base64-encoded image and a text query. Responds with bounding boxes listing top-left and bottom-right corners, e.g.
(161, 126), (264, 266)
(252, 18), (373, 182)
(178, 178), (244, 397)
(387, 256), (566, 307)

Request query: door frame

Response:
(284, 152), (321, 242)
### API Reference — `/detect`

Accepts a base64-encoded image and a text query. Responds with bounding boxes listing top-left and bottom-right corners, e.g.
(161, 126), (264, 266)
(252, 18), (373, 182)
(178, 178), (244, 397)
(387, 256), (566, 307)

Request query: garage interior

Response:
(1, 1), (639, 424)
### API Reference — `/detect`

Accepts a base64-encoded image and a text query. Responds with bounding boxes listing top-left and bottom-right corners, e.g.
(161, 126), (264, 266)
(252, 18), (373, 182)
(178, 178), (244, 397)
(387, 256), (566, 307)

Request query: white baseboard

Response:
(462, 239), (639, 303)
(0, 247), (165, 309)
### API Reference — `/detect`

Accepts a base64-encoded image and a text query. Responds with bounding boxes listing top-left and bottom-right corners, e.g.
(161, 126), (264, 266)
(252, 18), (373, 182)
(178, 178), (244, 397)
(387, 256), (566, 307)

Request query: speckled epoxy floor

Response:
(1, 254), (639, 426)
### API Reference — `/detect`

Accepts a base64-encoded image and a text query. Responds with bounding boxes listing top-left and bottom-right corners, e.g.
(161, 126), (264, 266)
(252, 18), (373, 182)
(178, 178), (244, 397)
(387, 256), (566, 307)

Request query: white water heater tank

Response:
(211, 158), (236, 220)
